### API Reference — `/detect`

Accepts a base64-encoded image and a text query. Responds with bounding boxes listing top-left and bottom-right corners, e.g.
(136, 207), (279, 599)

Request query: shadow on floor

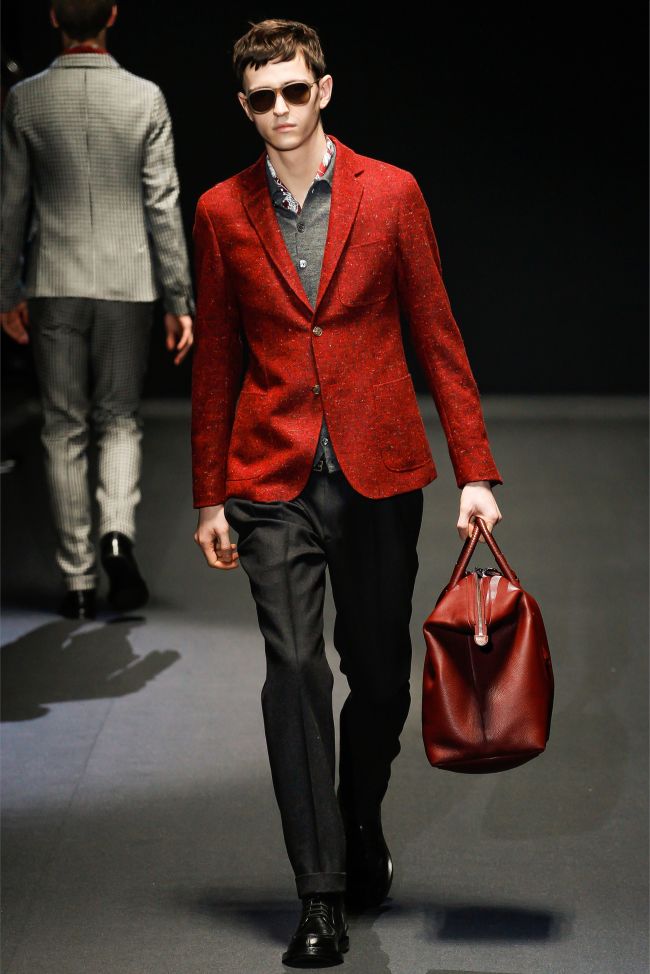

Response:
(1, 618), (180, 721)
(176, 889), (392, 971)
(179, 888), (568, 972)
(427, 903), (566, 941)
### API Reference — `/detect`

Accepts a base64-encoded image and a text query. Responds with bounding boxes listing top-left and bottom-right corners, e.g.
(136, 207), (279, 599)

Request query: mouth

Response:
(274, 124), (296, 131)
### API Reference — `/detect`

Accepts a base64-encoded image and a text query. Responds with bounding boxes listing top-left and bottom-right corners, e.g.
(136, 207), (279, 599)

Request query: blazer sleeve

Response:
(141, 86), (195, 316)
(0, 88), (31, 313)
(191, 198), (244, 507)
(395, 172), (503, 489)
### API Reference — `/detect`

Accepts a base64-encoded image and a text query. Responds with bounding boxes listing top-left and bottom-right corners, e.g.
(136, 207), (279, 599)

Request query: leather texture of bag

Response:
(422, 516), (554, 773)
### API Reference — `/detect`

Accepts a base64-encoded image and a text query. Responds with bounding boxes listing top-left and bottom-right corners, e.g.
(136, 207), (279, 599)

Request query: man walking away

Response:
(1, 1), (195, 618)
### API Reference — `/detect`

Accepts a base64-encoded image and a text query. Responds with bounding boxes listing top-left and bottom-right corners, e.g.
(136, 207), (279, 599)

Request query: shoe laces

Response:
(302, 897), (334, 925)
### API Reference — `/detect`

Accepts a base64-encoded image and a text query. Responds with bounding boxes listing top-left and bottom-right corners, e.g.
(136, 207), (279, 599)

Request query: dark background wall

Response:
(2, 1), (648, 397)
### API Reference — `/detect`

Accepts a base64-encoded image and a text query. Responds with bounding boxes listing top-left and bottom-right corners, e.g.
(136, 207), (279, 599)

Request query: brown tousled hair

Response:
(233, 19), (326, 90)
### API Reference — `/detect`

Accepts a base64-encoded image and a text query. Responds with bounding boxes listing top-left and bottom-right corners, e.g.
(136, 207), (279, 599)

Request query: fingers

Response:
(471, 515), (491, 544)
(173, 333), (193, 365)
(164, 314), (178, 351)
(458, 481), (503, 544)
(1, 313), (29, 344)
(457, 517), (487, 543)
(457, 510), (477, 541)
(474, 511), (503, 543)
(198, 539), (239, 569)
(176, 327), (193, 349)
(457, 510), (502, 544)
(194, 530), (239, 570)
(214, 529), (235, 565)
(173, 326), (193, 365)
(164, 314), (194, 365)
(213, 542), (239, 568)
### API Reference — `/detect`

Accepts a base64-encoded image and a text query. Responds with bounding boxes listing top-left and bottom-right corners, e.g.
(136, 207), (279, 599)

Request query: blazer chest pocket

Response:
(337, 238), (395, 307)
(371, 374), (432, 471)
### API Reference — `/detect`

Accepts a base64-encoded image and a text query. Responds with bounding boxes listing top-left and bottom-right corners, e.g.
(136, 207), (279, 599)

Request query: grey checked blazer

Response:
(0, 52), (194, 314)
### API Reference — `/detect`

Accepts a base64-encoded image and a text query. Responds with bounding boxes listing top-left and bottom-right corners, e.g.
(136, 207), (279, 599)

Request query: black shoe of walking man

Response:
(100, 531), (149, 612)
(338, 786), (393, 913)
(58, 588), (97, 620)
(282, 891), (349, 967)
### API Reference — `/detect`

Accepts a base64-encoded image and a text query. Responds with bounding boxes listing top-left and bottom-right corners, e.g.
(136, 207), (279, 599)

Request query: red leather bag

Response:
(422, 516), (554, 773)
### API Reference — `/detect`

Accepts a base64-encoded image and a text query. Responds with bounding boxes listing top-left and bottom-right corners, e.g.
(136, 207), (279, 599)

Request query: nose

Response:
(273, 92), (290, 116)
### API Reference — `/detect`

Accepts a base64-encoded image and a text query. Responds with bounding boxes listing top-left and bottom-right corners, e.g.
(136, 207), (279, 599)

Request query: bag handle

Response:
(447, 516), (520, 590)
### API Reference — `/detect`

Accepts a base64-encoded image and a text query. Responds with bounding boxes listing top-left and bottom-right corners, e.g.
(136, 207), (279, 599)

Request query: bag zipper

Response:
(474, 572), (488, 645)
(470, 567), (500, 646)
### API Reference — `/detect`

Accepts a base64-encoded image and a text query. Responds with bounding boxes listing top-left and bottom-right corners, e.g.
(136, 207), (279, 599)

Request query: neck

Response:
(61, 29), (107, 51)
(266, 123), (327, 198)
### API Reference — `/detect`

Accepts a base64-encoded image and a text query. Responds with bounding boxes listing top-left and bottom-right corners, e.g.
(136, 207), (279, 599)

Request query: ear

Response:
(49, 7), (59, 28)
(318, 74), (333, 111)
(107, 5), (118, 27)
(237, 91), (254, 123)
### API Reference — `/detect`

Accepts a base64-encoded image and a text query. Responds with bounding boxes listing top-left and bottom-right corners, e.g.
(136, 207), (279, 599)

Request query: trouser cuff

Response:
(295, 872), (347, 898)
(98, 523), (135, 541)
(65, 574), (97, 592)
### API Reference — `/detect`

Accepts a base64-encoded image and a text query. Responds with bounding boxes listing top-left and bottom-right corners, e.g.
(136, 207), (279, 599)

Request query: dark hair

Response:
(52, 1), (114, 40)
(232, 18), (326, 90)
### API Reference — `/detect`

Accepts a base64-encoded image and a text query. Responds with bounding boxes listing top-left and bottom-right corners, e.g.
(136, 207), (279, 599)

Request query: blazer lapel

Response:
(239, 134), (365, 318)
(313, 135), (364, 314)
(240, 153), (314, 316)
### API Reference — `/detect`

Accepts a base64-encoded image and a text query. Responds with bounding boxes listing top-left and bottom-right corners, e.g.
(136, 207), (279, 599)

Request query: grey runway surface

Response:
(1, 395), (648, 974)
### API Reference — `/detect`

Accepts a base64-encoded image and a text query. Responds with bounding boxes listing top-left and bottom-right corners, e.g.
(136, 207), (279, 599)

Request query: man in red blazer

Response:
(192, 17), (503, 968)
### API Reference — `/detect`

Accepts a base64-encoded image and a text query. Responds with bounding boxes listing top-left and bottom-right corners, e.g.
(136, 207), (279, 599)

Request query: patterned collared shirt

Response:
(266, 135), (335, 214)
(265, 135), (341, 473)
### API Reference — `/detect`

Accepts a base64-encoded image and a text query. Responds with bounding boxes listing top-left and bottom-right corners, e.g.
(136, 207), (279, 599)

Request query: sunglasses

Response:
(244, 79), (321, 115)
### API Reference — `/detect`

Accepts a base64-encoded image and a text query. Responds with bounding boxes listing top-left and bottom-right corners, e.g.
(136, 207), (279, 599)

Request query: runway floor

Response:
(1, 395), (648, 974)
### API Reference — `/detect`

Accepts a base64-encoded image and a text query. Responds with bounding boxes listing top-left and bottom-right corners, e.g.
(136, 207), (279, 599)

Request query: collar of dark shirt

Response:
(266, 136), (336, 212)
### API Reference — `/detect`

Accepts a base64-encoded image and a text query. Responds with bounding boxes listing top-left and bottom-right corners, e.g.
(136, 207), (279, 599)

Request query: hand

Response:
(164, 312), (193, 365)
(457, 480), (502, 543)
(194, 504), (240, 570)
(0, 301), (29, 344)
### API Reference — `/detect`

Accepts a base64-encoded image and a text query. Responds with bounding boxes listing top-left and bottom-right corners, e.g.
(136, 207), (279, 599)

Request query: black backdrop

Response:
(2, 2), (648, 397)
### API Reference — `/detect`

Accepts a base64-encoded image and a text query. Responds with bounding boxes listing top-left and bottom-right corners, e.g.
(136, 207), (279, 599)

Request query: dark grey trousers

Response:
(28, 297), (154, 590)
(224, 466), (423, 899)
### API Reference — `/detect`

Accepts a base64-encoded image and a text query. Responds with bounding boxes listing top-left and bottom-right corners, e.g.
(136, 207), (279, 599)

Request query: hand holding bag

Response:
(422, 516), (554, 773)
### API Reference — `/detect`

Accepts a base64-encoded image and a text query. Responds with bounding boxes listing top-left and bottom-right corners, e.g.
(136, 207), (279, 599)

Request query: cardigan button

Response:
(312, 384), (321, 395)
(312, 325), (323, 336)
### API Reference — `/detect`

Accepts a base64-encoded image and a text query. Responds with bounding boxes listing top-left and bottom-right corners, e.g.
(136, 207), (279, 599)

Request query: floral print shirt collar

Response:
(266, 135), (336, 215)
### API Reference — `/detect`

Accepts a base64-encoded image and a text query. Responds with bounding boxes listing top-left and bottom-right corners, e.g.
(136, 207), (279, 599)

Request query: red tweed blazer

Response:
(191, 134), (503, 507)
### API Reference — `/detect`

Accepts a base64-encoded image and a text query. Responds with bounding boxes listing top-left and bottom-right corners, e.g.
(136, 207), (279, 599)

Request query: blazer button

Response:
(312, 326), (323, 336)
(312, 384), (321, 395)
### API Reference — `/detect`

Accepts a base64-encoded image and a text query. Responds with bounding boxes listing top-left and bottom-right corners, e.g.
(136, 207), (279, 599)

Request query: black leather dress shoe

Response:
(58, 589), (96, 619)
(282, 892), (349, 967)
(100, 531), (149, 611)
(338, 787), (393, 912)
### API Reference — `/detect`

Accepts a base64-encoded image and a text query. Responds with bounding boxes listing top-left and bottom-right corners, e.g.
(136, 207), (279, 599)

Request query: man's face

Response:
(238, 51), (332, 151)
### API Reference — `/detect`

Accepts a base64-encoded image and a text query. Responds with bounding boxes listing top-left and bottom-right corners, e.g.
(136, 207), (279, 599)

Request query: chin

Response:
(268, 130), (303, 149)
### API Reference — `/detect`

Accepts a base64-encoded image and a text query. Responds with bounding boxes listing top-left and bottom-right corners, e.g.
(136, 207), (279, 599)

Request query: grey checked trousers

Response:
(28, 297), (154, 591)
(224, 466), (424, 898)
